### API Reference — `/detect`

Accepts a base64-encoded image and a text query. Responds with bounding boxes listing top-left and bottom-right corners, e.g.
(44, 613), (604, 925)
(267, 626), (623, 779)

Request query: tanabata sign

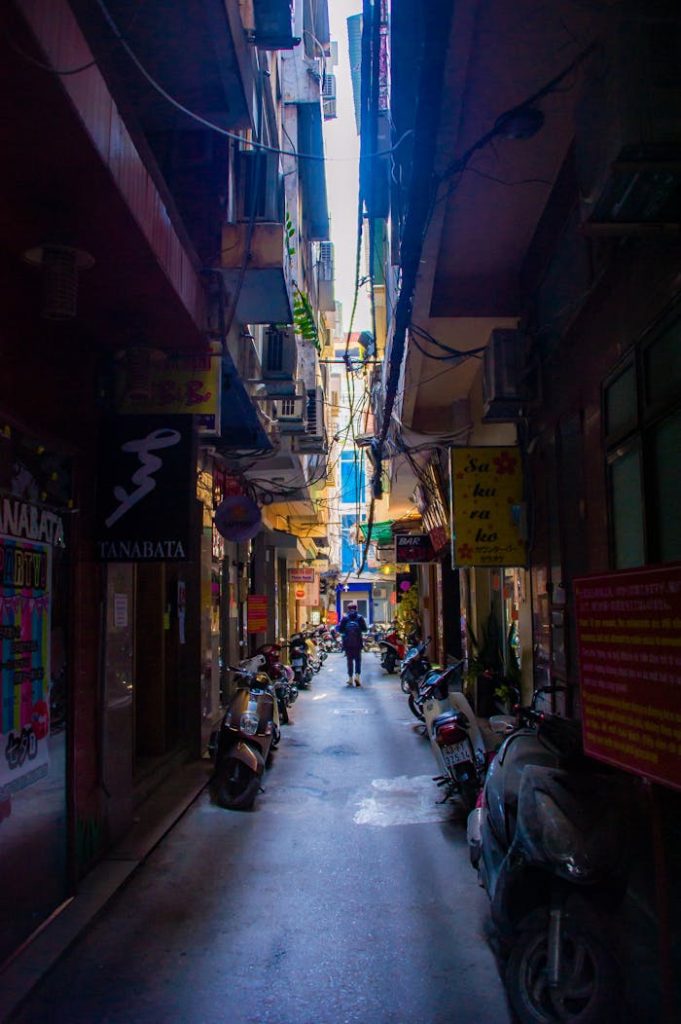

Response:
(451, 447), (526, 567)
(395, 534), (434, 563)
(574, 563), (681, 792)
(96, 416), (193, 561)
(247, 595), (268, 633)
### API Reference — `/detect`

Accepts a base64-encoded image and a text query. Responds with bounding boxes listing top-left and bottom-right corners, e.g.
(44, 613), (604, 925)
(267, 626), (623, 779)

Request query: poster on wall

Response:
(1, 535), (51, 801)
(574, 563), (681, 792)
(451, 447), (526, 567)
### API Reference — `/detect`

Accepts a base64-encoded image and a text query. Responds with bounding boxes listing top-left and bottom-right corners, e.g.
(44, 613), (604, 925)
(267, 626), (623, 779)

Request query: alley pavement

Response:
(10, 653), (511, 1024)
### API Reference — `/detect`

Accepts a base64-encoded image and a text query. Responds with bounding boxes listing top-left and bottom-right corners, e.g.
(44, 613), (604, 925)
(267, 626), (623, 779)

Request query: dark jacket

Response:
(339, 612), (368, 653)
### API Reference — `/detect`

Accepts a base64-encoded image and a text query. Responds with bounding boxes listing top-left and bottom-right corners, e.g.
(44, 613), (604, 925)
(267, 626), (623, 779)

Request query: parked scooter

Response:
(209, 664), (281, 811)
(467, 689), (628, 1023)
(379, 628), (406, 673)
(400, 636), (433, 721)
(254, 643), (297, 724)
(288, 633), (312, 689)
(421, 660), (487, 812)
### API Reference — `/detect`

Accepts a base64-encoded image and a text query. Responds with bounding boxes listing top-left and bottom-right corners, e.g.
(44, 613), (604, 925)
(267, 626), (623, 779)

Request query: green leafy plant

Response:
(395, 584), (421, 641)
(285, 211), (296, 258)
(293, 287), (320, 352)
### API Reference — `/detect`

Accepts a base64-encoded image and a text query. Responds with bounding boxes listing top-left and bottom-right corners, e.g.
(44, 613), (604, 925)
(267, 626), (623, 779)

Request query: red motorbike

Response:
(379, 630), (406, 673)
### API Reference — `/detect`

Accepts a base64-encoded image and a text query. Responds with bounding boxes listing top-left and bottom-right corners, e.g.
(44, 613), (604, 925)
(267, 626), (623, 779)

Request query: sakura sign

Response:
(451, 447), (526, 567)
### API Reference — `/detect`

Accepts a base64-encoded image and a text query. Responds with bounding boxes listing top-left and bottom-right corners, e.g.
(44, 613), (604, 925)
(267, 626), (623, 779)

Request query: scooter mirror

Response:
(489, 714), (515, 735)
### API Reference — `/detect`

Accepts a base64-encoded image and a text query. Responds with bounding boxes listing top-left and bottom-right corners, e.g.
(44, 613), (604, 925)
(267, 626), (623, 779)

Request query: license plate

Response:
(292, 658), (304, 667)
(442, 742), (472, 768)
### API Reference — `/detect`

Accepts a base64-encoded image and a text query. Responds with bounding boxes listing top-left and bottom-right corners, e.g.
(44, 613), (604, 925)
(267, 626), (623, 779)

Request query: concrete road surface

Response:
(11, 652), (511, 1024)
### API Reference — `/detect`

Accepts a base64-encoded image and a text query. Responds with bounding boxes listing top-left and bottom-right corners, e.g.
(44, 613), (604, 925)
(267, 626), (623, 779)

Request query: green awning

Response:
(358, 521), (394, 547)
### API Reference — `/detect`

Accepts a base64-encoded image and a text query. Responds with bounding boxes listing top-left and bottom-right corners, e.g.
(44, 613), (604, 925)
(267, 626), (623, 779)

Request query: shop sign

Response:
(395, 534), (434, 563)
(214, 495), (262, 542)
(247, 594), (268, 633)
(117, 345), (220, 419)
(574, 563), (681, 792)
(289, 567), (315, 583)
(451, 447), (526, 567)
(96, 416), (193, 561)
(0, 497), (65, 549)
(1, 535), (51, 802)
(326, 610), (338, 625)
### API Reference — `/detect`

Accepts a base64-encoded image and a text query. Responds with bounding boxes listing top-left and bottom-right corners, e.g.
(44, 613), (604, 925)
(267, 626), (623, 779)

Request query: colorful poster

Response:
(247, 595), (268, 633)
(0, 535), (51, 799)
(451, 447), (526, 567)
(574, 563), (681, 792)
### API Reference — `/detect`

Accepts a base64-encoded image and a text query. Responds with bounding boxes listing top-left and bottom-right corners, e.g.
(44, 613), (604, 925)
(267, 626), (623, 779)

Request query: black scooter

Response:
(209, 666), (280, 811)
(467, 690), (628, 1023)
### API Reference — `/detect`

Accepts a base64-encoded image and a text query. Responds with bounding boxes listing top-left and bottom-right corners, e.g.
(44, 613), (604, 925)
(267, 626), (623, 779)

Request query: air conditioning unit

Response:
(262, 325), (297, 381)
(237, 150), (283, 223)
(295, 386), (326, 452)
(318, 241), (334, 281)
(576, 9), (681, 231)
(482, 329), (530, 422)
(274, 379), (307, 433)
(322, 73), (337, 120)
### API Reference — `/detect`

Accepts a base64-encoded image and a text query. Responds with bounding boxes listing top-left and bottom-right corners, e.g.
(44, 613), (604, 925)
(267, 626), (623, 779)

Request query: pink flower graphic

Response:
(494, 451), (517, 475)
(458, 543), (473, 561)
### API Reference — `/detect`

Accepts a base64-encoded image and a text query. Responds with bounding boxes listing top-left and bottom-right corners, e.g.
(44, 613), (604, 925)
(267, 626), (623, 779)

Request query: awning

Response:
(358, 520), (395, 547)
(215, 349), (273, 453)
(297, 104), (330, 241)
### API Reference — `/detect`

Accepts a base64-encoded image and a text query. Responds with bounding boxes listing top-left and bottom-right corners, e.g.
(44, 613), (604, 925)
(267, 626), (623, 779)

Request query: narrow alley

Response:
(9, 654), (511, 1024)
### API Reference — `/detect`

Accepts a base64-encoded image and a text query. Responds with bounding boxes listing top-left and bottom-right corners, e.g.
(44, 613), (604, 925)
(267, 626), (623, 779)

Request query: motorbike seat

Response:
(432, 708), (468, 730)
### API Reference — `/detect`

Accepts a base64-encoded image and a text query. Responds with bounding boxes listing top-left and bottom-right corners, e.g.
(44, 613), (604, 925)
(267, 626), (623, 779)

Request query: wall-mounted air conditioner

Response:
(295, 386), (326, 452)
(575, 10), (681, 231)
(262, 325), (297, 380)
(318, 241), (334, 281)
(322, 73), (337, 120)
(482, 329), (530, 422)
(237, 150), (283, 223)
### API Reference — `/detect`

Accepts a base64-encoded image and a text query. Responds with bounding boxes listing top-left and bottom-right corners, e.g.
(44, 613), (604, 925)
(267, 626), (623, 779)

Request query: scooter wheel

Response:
(211, 759), (260, 811)
(385, 655), (396, 674)
(400, 675), (411, 694)
(408, 693), (425, 722)
(506, 908), (621, 1024)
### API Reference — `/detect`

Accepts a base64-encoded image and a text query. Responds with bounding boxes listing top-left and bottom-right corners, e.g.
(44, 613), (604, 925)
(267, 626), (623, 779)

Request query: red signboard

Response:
(394, 534), (434, 563)
(326, 610), (338, 625)
(247, 595), (268, 634)
(574, 563), (681, 792)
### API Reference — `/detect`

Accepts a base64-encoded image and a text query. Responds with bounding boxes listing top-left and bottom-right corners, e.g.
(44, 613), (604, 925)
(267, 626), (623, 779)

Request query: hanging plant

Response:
(293, 287), (321, 353)
(285, 211), (296, 258)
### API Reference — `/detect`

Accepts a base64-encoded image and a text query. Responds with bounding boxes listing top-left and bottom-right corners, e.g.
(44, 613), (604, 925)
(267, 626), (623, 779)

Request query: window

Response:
(340, 451), (365, 505)
(603, 309), (681, 567)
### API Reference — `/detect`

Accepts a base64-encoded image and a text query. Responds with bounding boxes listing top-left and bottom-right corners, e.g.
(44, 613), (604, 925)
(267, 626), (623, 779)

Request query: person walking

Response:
(338, 603), (368, 686)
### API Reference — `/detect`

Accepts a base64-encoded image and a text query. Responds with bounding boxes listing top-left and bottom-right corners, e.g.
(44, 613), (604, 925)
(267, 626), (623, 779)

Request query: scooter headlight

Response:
(536, 792), (593, 880)
(240, 711), (260, 736)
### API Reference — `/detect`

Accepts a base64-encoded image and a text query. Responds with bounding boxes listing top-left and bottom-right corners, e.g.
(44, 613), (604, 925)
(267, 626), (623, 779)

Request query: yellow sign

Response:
(451, 447), (526, 567)
(117, 345), (220, 416)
